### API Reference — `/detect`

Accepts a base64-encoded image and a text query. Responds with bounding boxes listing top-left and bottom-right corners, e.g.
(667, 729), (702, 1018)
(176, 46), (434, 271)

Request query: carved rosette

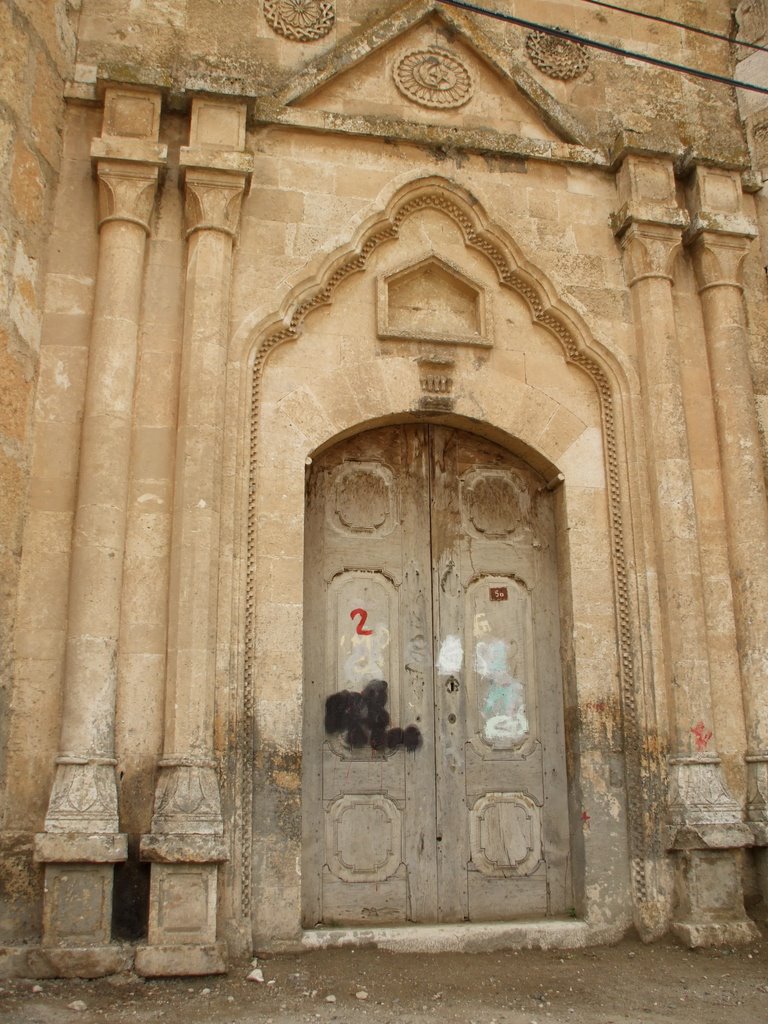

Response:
(525, 31), (590, 81)
(394, 48), (473, 109)
(45, 759), (120, 833)
(150, 763), (224, 836)
(264, 0), (334, 42)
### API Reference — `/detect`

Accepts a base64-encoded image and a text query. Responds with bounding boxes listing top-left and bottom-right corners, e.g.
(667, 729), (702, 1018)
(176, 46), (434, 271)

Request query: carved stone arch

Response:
(239, 175), (662, 935)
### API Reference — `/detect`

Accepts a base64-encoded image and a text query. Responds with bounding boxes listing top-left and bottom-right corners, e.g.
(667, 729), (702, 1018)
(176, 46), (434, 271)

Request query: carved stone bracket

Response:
(148, 763), (224, 838)
(747, 754), (768, 842)
(667, 757), (753, 850)
(41, 759), (120, 835)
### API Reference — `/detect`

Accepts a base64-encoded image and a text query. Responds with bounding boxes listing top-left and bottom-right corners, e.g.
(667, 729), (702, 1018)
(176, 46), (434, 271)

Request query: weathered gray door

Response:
(302, 424), (570, 927)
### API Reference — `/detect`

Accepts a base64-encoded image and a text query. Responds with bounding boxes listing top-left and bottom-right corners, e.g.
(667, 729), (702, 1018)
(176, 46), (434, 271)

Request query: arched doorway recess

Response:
(302, 422), (570, 926)
(237, 176), (659, 947)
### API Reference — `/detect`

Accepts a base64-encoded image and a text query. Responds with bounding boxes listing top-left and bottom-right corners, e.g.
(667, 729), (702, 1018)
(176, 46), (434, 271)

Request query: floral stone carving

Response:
(525, 30), (590, 81)
(263, 0), (334, 42)
(394, 48), (473, 109)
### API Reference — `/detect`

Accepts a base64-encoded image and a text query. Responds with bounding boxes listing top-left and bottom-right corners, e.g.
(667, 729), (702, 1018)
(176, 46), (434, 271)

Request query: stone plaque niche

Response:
(377, 255), (490, 346)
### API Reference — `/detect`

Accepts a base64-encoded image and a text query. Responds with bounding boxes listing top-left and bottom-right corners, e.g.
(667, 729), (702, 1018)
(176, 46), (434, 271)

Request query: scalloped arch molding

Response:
(242, 176), (658, 928)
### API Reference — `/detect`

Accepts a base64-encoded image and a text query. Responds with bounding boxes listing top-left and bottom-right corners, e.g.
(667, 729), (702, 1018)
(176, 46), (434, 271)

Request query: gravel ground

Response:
(2, 928), (768, 1024)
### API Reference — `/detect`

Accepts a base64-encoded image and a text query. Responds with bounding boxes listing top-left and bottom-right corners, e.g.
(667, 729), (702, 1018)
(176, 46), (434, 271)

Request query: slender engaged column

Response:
(614, 154), (755, 946)
(137, 99), (252, 979)
(33, 89), (166, 974)
(685, 166), (768, 844)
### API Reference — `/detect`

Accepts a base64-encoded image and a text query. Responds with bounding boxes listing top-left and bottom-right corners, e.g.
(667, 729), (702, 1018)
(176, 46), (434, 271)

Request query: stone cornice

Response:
(251, 102), (607, 168)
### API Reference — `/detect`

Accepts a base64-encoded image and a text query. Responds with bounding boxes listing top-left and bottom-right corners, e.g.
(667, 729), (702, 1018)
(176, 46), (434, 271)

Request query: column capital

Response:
(182, 166), (250, 239)
(687, 230), (753, 291)
(617, 220), (683, 286)
(94, 160), (162, 234)
(179, 97), (253, 238)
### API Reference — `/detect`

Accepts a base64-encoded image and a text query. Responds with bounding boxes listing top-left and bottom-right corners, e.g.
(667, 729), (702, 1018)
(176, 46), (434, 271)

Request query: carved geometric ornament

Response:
(470, 792), (542, 877)
(326, 794), (403, 882)
(264, 0), (335, 42)
(525, 30), (590, 81)
(394, 47), (473, 109)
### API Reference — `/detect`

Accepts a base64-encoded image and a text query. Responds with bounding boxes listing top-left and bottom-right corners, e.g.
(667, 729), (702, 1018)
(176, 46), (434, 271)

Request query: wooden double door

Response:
(302, 425), (571, 927)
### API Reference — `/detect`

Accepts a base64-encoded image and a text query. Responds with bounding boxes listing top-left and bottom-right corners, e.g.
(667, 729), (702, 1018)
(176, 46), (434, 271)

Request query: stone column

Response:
(33, 88), (166, 975)
(685, 166), (768, 851)
(136, 99), (252, 978)
(613, 153), (755, 946)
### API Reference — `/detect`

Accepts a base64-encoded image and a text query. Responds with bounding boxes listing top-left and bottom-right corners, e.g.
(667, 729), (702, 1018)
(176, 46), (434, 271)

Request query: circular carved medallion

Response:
(394, 48), (473, 109)
(525, 30), (590, 81)
(263, 0), (335, 42)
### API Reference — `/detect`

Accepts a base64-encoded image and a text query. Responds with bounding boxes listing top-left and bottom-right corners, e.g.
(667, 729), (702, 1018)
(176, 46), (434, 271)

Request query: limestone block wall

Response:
(0, 0), (78, 941)
(3, 0), (768, 972)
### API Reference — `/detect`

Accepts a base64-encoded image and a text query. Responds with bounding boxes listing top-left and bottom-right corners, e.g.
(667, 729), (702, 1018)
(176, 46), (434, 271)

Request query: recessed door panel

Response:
(302, 424), (570, 927)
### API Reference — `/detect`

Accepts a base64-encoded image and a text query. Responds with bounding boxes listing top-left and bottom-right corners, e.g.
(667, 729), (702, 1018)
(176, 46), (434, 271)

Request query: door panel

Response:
(302, 424), (570, 927)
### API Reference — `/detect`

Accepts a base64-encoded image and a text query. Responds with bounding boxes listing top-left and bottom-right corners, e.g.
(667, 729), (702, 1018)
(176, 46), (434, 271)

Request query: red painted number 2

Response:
(350, 608), (374, 636)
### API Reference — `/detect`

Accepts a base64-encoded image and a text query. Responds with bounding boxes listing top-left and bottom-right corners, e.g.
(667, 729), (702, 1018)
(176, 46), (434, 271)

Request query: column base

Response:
(671, 919), (760, 948)
(27, 944), (134, 978)
(134, 942), (227, 977)
(671, 848), (758, 947)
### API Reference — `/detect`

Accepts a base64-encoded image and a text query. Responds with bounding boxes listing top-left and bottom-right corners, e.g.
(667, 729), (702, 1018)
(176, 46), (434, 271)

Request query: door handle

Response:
(445, 676), (460, 693)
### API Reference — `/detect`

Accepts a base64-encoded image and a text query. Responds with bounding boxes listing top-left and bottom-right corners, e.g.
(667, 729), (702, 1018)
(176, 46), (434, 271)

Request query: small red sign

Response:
(489, 587), (508, 602)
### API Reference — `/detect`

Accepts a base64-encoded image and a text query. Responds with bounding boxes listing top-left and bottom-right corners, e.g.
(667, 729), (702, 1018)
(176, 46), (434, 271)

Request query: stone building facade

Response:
(2, 0), (768, 978)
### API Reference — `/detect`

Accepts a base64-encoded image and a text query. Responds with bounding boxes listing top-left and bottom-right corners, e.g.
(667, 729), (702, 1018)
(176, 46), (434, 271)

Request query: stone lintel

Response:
(180, 146), (253, 177)
(26, 945), (134, 979)
(134, 942), (227, 977)
(90, 137), (168, 168)
(140, 833), (229, 863)
(666, 822), (755, 851)
(34, 832), (128, 864)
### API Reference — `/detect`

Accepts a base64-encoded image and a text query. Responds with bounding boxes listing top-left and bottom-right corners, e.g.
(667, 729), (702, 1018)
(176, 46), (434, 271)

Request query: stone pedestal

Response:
(672, 849), (759, 947)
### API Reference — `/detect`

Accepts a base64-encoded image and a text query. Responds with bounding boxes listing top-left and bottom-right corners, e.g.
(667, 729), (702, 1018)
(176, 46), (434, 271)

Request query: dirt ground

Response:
(2, 929), (768, 1024)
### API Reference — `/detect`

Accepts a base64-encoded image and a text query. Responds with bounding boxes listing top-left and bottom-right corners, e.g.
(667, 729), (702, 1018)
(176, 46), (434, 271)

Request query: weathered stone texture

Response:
(3, 0), (768, 978)
(0, 0), (76, 941)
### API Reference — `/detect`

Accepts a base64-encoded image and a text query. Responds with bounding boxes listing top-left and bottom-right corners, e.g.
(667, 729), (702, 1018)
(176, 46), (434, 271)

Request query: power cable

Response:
(578, 0), (768, 56)
(434, 0), (768, 95)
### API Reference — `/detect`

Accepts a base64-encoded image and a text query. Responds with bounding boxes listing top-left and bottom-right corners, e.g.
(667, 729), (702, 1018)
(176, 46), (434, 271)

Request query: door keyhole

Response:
(445, 676), (460, 693)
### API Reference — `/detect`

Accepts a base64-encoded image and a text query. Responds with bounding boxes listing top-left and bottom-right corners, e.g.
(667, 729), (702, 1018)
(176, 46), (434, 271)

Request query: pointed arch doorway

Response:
(302, 422), (571, 927)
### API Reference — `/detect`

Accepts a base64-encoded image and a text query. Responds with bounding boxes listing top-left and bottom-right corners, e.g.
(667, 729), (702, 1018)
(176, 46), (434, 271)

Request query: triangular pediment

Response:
(254, 0), (602, 160)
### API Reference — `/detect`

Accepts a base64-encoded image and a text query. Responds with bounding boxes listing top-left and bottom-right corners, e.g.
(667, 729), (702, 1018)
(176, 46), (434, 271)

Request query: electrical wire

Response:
(578, 0), (768, 56)
(434, 0), (768, 95)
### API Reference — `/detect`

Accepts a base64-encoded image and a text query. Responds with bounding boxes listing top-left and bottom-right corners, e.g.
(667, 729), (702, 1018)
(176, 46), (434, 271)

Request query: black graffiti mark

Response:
(325, 679), (423, 753)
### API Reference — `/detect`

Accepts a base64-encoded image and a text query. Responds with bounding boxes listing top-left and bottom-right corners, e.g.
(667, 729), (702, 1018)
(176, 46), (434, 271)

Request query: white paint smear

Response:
(437, 635), (463, 674)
